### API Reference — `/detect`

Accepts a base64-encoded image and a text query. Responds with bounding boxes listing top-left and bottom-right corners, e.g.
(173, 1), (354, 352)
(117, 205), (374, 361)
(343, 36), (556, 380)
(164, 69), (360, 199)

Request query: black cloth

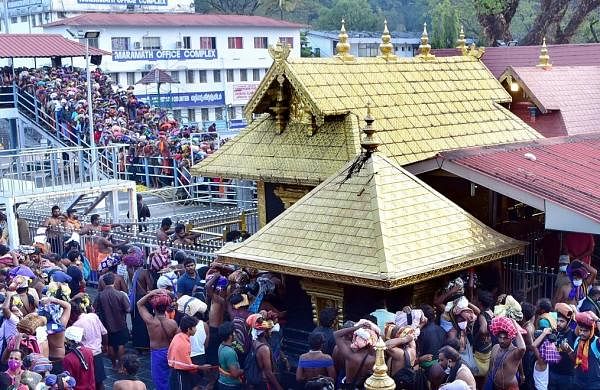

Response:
(169, 369), (195, 390)
(574, 337), (600, 389)
(313, 325), (335, 356)
(418, 323), (446, 356)
(93, 354), (107, 384)
(108, 328), (129, 349)
(550, 329), (576, 376)
(207, 326), (220, 365)
(579, 298), (600, 316)
(66, 265), (83, 298)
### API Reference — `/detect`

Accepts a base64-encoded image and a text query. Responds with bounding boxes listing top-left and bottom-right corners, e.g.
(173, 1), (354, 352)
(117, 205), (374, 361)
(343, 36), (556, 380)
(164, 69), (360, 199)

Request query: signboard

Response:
(112, 49), (217, 62)
(137, 91), (224, 108)
(230, 119), (247, 129)
(232, 83), (259, 103)
(7, 0), (42, 9)
(78, 0), (167, 5)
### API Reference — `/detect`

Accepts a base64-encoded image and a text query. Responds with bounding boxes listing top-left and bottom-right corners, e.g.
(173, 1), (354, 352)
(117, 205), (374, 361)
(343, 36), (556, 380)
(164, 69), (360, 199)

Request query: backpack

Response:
(232, 317), (251, 360)
(243, 343), (268, 386)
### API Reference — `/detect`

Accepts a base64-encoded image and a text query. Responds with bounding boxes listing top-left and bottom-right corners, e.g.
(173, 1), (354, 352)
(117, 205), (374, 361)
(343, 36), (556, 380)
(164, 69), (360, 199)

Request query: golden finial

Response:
(416, 22), (435, 60)
(361, 104), (379, 154)
(364, 338), (395, 390)
(537, 37), (552, 69)
(378, 19), (397, 61)
(467, 42), (485, 60)
(456, 25), (467, 55)
(268, 41), (291, 64)
(335, 19), (355, 62)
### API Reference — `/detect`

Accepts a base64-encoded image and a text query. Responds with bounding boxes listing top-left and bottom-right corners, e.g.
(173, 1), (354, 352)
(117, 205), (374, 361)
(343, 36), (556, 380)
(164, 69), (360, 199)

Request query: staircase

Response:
(67, 192), (110, 215)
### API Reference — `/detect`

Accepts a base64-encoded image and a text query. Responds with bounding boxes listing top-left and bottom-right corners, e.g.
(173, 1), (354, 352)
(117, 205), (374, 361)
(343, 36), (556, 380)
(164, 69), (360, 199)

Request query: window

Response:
(10, 17), (17, 23)
(253, 69), (260, 81)
(185, 70), (194, 83)
(127, 72), (135, 86)
(226, 69), (234, 82)
(357, 43), (379, 57)
(44, 12), (50, 21)
(57, 11), (66, 18)
(201, 108), (209, 121)
(111, 37), (130, 51)
(31, 15), (37, 26)
(213, 70), (221, 83)
(279, 37), (293, 48)
(80, 38), (99, 48)
(20, 15), (28, 22)
(240, 69), (247, 82)
(200, 37), (216, 49)
(227, 37), (243, 49)
(254, 37), (268, 49)
(141, 71), (149, 79)
(173, 110), (182, 120)
(187, 109), (195, 122)
(170, 71), (179, 82)
(37, 14), (42, 25)
(227, 105), (236, 120)
(142, 36), (161, 50)
(215, 107), (224, 120)
(199, 70), (207, 83)
(183, 36), (191, 49)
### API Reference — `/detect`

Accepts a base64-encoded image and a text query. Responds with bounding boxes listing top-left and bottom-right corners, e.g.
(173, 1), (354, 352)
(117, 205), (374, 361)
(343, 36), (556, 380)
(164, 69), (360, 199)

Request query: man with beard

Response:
(246, 313), (283, 390)
(333, 319), (379, 389)
(571, 311), (600, 389)
(488, 316), (526, 390)
(438, 345), (476, 390)
(548, 303), (577, 390)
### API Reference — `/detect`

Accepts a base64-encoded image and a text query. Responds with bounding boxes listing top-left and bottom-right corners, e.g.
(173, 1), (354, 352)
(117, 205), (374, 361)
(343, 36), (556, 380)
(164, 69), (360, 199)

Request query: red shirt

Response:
(62, 346), (96, 390)
(565, 232), (595, 265)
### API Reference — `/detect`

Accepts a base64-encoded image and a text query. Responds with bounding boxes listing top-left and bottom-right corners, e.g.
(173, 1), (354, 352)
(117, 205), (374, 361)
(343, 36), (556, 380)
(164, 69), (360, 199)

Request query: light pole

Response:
(84, 31), (100, 182)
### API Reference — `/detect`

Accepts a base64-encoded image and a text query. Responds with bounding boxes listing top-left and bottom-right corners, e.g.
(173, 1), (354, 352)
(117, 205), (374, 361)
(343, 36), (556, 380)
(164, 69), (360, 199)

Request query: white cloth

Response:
(533, 362), (549, 390)
(440, 379), (470, 390)
(190, 320), (207, 357)
(65, 326), (84, 343)
(35, 326), (47, 343)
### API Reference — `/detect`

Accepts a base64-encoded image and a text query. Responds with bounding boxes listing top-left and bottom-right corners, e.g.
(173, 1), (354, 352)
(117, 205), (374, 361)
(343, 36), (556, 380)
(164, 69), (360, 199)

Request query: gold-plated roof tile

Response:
(218, 151), (524, 290)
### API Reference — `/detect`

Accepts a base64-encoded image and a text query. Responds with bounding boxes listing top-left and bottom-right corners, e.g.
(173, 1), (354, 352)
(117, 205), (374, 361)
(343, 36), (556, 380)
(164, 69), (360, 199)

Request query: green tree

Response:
(429, 0), (460, 48)
(314, 0), (382, 31)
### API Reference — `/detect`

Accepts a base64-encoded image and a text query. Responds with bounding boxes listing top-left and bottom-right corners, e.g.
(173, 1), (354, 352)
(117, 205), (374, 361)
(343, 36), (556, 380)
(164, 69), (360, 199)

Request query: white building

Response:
(306, 30), (420, 58)
(42, 13), (301, 130)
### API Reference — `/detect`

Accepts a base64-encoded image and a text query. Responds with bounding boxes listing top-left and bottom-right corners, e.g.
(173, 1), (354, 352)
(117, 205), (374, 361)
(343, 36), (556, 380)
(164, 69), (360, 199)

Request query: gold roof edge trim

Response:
(218, 243), (525, 290)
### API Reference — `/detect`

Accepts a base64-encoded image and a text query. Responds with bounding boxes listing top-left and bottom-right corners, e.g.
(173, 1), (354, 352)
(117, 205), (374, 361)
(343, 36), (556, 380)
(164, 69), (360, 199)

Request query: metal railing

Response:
(0, 144), (123, 196)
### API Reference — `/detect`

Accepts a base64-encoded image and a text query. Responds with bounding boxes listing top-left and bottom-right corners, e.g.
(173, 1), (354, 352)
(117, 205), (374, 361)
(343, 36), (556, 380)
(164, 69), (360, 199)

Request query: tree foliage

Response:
(314, 0), (383, 31)
(429, 0), (460, 48)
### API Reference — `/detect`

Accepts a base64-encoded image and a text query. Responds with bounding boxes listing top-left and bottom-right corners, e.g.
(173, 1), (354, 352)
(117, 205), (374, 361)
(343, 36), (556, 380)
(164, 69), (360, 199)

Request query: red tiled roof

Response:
(0, 34), (110, 58)
(500, 66), (600, 136)
(433, 44), (600, 78)
(439, 133), (600, 222)
(44, 13), (303, 28)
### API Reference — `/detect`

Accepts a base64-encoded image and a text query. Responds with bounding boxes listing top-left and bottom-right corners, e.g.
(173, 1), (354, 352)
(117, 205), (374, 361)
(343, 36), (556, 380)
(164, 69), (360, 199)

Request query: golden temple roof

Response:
(192, 52), (541, 183)
(218, 150), (525, 290)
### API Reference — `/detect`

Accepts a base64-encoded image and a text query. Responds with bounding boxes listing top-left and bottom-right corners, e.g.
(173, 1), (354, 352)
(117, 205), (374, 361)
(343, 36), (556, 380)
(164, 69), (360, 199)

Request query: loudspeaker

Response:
(91, 55), (102, 66)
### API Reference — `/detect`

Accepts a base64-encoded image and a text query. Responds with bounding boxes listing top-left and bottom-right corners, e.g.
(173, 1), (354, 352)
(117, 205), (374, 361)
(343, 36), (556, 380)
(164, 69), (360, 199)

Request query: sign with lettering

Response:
(7, 0), (42, 9)
(137, 91), (224, 108)
(232, 83), (259, 103)
(78, 0), (167, 5)
(112, 49), (217, 62)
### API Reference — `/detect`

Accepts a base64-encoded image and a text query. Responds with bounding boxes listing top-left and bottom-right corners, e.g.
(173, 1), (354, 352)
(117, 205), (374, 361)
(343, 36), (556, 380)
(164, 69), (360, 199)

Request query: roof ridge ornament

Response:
(456, 25), (467, 55)
(378, 19), (398, 61)
(537, 37), (552, 69)
(361, 104), (379, 154)
(268, 41), (291, 64)
(416, 22), (435, 60)
(364, 338), (395, 390)
(335, 19), (355, 62)
(467, 42), (485, 60)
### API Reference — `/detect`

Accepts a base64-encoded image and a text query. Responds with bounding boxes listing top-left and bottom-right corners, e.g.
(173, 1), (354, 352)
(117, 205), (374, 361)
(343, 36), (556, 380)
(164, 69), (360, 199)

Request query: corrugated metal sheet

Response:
(0, 34), (110, 58)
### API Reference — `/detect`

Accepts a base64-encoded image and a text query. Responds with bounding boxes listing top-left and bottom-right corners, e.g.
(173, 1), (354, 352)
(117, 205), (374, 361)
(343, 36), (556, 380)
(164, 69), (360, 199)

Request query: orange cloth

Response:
(167, 332), (196, 371)
(84, 241), (108, 271)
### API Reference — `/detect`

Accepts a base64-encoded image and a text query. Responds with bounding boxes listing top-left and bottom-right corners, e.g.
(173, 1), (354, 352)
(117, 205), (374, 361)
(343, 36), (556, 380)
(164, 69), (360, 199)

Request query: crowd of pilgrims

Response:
(0, 207), (599, 390)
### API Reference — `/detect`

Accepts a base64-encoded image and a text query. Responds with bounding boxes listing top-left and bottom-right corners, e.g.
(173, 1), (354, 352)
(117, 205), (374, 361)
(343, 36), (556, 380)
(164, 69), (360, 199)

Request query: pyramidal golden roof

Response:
(218, 149), (524, 289)
(191, 43), (541, 184)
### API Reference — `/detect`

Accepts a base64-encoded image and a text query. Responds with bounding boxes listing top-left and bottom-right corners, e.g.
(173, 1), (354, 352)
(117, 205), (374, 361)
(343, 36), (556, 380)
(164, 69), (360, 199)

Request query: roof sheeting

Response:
(439, 133), (600, 224)
(0, 34), (110, 58)
(136, 68), (179, 85)
(434, 44), (600, 78)
(44, 13), (303, 28)
(219, 151), (524, 289)
(193, 55), (541, 183)
(500, 66), (600, 135)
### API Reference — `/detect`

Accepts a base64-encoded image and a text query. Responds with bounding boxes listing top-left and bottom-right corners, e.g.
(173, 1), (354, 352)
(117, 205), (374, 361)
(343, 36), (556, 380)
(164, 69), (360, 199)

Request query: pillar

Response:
(364, 338), (395, 390)
(127, 187), (138, 234)
(300, 278), (344, 329)
(110, 189), (120, 223)
(256, 180), (267, 228)
(5, 198), (20, 248)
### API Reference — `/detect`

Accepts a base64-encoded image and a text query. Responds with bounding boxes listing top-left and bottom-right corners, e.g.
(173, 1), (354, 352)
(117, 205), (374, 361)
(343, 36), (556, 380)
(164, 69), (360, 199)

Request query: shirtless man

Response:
(488, 317), (526, 390)
(171, 223), (200, 246)
(384, 327), (416, 378)
(206, 272), (227, 366)
(553, 260), (596, 305)
(80, 214), (102, 235)
(45, 206), (65, 253)
(156, 218), (173, 242)
(137, 289), (178, 390)
(113, 354), (147, 390)
(43, 296), (72, 374)
(297, 332), (336, 383)
(334, 320), (378, 389)
(63, 209), (81, 231)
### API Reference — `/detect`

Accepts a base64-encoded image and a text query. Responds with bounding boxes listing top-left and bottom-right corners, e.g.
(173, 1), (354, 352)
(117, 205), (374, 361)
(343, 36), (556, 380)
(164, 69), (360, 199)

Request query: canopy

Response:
(0, 34), (110, 58)
(136, 68), (179, 85)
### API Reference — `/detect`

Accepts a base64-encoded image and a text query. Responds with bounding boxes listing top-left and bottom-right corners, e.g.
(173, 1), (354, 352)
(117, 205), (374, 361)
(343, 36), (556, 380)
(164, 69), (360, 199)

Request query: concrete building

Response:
(306, 30), (420, 58)
(42, 13), (302, 129)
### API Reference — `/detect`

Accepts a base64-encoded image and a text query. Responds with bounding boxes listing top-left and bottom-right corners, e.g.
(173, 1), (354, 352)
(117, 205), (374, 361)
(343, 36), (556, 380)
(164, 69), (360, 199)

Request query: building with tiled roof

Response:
(192, 23), (541, 226)
(433, 42), (600, 78)
(497, 43), (600, 137)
